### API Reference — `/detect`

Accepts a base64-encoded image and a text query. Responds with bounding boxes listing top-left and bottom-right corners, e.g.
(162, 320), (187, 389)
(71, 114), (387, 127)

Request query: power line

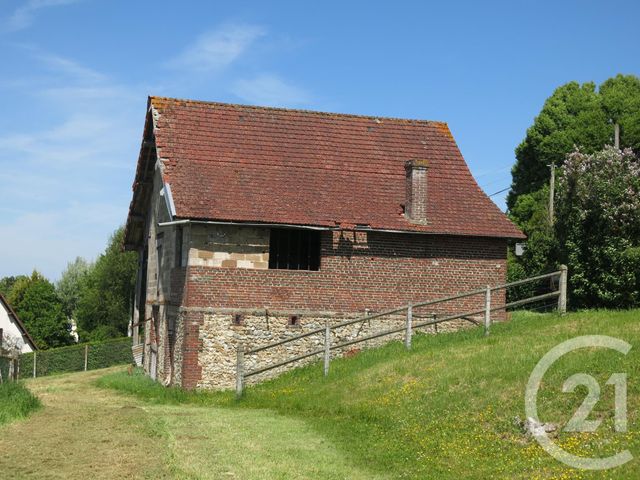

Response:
(488, 186), (510, 197)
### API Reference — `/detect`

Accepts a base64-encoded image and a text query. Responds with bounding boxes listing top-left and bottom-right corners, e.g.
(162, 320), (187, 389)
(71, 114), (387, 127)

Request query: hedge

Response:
(18, 337), (133, 379)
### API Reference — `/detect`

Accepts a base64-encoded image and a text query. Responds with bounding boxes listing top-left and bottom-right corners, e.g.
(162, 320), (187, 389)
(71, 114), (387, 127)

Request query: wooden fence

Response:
(235, 266), (568, 397)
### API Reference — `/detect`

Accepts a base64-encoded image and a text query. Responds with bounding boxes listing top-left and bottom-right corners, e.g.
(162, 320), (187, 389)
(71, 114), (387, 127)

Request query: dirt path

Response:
(0, 367), (171, 479)
(0, 368), (385, 480)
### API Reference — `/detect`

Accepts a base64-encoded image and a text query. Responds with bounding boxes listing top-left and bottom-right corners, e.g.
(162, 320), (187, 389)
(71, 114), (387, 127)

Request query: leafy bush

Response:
(19, 337), (133, 379)
(555, 147), (640, 308)
(505, 252), (535, 303)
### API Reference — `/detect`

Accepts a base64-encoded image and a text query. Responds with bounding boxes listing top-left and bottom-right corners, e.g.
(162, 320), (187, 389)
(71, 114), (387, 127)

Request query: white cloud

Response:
(0, 114), (134, 168)
(36, 52), (106, 83)
(232, 73), (311, 107)
(167, 24), (266, 73)
(3, 0), (82, 32)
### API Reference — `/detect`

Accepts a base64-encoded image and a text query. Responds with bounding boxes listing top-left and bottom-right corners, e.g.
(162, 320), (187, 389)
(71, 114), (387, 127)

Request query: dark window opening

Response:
(152, 305), (160, 343)
(269, 228), (320, 270)
(156, 233), (164, 297)
(175, 226), (183, 267)
(288, 315), (300, 327)
(232, 313), (244, 326)
(167, 315), (176, 341)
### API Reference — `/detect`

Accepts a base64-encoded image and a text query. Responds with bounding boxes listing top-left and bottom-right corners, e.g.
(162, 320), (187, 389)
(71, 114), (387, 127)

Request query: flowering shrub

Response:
(556, 147), (640, 307)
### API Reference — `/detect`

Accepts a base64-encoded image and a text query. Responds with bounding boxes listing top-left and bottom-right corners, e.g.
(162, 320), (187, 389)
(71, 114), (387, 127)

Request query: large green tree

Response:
(75, 227), (137, 341)
(507, 75), (640, 211)
(8, 271), (73, 349)
(56, 257), (92, 319)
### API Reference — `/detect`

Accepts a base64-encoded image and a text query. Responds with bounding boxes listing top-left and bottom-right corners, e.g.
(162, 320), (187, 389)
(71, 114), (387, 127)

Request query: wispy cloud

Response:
(167, 23), (266, 73)
(36, 52), (106, 83)
(0, 202), (125, 280)
(232, 73), (311, 107)
(3, 0), (82, 32)
(0, 48), (143, 279)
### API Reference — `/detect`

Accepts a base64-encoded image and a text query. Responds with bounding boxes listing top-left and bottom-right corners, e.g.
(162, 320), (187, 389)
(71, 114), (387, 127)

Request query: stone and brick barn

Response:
(124, 96), (524, 389)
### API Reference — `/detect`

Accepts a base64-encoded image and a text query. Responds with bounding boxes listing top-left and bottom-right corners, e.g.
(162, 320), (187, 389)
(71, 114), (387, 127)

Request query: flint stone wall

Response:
(193, 308), (476, 390)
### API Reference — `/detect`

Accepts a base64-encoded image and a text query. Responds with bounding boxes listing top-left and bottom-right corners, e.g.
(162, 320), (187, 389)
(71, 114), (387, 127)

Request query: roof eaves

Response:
(0, 293), (38, 351)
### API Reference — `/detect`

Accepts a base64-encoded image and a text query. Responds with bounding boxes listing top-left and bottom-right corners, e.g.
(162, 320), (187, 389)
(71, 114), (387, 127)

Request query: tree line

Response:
(0, 227), (137, 350)
(507, 74), (640, 309)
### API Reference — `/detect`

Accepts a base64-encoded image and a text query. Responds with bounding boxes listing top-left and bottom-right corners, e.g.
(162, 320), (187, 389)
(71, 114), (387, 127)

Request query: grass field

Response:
(2, 310), (638, 478)
(98, 309), (640, 479)
(0, 381), (40, 426)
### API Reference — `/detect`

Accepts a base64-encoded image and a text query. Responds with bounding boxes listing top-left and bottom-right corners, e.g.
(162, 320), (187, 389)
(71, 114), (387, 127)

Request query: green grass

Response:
(99, 310), (640, 479)
(0, 381), (41, 426)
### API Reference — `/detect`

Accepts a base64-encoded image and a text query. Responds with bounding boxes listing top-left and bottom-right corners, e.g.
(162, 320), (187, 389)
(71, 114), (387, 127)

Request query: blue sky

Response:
(0, 0), (638, 280)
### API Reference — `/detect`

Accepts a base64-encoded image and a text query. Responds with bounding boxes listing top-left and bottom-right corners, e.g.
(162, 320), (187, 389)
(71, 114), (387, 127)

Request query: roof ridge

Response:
(149, 95), (448, 126)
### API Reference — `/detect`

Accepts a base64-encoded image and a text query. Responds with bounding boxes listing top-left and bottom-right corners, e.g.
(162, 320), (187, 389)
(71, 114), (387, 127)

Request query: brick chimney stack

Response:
(405, 159), (429, 224)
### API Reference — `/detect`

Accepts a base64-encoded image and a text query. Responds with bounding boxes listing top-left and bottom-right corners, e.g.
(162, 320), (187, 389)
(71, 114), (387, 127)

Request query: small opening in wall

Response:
(269, 228), (320, 271)
(288, 315), (300, 327)
(232, 313), (244, 326)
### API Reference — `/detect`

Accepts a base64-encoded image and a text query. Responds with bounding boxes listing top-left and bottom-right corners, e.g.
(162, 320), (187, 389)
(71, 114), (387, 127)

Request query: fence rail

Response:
(236, 266), (568, 397)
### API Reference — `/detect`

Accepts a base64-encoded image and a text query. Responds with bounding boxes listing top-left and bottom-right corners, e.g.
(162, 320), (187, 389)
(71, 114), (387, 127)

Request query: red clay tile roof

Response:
(135, 96), (523, 239)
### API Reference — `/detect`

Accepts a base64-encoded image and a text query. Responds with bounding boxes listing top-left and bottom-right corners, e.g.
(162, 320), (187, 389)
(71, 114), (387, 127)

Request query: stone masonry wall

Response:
(189, 224), (269, 269)
(192, 309), (475, 390)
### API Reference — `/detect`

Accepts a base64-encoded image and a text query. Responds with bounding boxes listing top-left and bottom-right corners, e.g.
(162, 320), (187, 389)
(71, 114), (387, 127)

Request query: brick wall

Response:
(178, 230), (507, 313)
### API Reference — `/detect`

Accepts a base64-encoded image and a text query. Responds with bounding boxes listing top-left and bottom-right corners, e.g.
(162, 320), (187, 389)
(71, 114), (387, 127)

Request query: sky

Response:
(0, 0), (638, 280)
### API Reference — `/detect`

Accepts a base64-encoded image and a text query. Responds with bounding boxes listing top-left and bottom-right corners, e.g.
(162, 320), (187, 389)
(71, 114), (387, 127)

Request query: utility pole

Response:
(548, 161), (555, 225)
(614, 123), (620, 149)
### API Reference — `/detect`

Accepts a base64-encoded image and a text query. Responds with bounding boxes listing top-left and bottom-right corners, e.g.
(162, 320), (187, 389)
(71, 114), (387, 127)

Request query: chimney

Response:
(405, 159), (429, 224)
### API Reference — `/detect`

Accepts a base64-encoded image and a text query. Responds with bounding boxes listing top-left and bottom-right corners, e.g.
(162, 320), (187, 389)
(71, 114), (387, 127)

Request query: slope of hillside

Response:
(100, 310), (640, 479)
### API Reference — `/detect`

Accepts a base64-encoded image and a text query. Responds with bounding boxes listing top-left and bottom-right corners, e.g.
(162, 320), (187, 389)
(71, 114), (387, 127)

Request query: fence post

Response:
(324, 321), (331, 377)
(558, 265), (568, 315)
(405, 304), (413, 350)
(33, 351), (37, 378)
(484, 286), (491, 337)
(84, 344), (89, 371)
(235, 342), (244, 399)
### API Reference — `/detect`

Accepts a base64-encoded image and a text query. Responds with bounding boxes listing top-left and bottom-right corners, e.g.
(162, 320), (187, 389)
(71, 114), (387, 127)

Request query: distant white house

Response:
(0, 293), (37, 353)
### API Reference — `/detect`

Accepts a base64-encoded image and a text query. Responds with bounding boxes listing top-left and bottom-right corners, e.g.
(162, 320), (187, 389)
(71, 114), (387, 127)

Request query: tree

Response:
(56, 257), (92, 319)
(600, 74), (640, 152)
(75, 227), (137, 341)
(0, 331), (24, 353)
(508, 81), (608, 209)
(555, 147), (640, 308)
(8, 271), (73, 349)
(507, 75), (640, 210)
(0, 275), (26, 299)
